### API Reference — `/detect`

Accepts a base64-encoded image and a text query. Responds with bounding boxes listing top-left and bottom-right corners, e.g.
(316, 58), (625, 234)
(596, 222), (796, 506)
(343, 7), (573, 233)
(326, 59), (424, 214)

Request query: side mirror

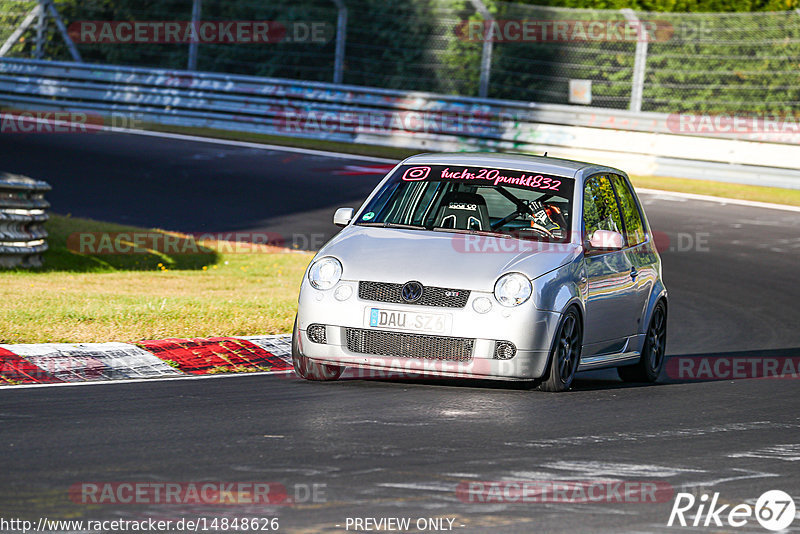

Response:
(587, 229), (624, 251)
(333, 207), (354, 228)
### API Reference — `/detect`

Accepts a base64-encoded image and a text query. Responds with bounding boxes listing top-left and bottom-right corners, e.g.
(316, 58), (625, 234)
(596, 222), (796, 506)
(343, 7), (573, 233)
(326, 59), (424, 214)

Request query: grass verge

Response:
(630, 175), (800, 207)
(0, 215), (312, 344)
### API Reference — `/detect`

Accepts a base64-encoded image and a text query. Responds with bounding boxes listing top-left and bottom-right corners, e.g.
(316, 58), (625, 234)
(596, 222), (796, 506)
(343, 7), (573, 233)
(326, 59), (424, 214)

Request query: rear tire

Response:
(540, 308), (582, 392)
(617, 301), (667, 383)
(292, 318), (343, 381)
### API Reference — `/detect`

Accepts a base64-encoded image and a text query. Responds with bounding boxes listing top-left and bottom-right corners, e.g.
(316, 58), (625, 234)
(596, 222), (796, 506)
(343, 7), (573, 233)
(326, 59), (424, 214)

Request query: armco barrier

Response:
(1, 58), (799, 188)
(0, 172), (50, 268)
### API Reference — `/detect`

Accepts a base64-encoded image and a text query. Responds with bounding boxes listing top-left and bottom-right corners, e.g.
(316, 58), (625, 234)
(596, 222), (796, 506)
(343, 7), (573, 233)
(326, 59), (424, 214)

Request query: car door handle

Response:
(630, 267), (638, 280)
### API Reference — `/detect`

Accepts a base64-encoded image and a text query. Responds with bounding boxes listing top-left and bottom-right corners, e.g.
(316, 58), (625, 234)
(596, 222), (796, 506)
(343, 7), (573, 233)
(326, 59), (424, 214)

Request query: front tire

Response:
(292, 318), (344, 381)
(618, 301), (667, 383)
(540, 308), (583, 392)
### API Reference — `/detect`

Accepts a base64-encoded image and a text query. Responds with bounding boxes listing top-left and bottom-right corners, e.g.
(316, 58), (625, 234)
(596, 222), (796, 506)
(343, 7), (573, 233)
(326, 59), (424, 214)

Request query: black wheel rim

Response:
(557, 313), (581, 383)
(646, 306), (666, 371)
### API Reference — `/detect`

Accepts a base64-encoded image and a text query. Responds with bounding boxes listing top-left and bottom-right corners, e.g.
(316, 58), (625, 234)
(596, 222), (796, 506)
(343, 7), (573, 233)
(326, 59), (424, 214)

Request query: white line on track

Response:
(6, 114), (396, 163)
(109, 126), (397, 163)
(111, 126), (800, 213)
(637, 188), (800, 213)
(12, 116), (798, 211)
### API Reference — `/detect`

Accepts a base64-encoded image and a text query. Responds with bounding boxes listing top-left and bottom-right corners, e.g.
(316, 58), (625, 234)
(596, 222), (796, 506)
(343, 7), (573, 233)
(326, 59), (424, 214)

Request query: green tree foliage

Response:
(5, 0), (798, 113)
(518, 0), (798, 12)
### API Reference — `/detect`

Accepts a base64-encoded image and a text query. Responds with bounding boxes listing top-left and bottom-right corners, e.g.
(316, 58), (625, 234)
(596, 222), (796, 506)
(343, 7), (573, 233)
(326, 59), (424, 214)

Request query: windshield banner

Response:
(400, 165), (572, 194)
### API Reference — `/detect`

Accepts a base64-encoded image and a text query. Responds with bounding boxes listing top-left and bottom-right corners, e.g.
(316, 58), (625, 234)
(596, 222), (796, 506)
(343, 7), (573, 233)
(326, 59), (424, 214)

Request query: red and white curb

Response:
(0, 335), (293, 386)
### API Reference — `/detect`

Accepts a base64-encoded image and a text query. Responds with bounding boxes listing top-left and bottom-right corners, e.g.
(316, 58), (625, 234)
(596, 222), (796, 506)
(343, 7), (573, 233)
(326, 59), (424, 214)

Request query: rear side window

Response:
(583, 175), (623, 238)
(610, 175), (647, 246)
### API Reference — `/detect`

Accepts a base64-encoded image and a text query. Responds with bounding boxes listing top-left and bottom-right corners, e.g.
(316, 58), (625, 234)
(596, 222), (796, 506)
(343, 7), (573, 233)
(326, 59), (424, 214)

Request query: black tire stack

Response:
(0, 172), (50, 268)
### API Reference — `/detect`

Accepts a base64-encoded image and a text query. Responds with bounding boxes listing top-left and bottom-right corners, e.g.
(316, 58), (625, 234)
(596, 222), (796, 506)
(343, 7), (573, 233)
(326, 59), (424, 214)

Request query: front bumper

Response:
(297, 280), (561, 380)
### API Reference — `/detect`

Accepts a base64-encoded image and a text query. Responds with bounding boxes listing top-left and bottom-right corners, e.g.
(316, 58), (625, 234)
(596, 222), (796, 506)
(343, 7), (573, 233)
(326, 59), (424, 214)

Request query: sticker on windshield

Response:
(397, 164), (568, 193)
(440, 167), (562, 191)
(401, 166), (431, 181)
(362, 212), (376, 221)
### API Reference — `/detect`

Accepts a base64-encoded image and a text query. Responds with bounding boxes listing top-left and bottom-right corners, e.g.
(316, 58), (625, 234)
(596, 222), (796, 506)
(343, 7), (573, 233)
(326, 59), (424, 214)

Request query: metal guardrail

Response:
(1, 58), (799, 189)
(0, 58), (672, 133)
(0, 172), (50, 268)
(3, 1), (798, 115)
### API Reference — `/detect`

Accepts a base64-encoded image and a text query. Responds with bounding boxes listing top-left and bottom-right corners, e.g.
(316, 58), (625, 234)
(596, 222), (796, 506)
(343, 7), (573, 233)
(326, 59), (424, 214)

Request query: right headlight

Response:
(307, 256), (342, 290)
(494, 272), (532, 307)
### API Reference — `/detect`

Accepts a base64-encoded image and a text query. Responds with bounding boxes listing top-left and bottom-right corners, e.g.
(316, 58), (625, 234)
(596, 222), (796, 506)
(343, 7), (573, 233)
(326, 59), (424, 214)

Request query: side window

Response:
(583, 175), (623, 239)
(610, 175), (646, 246)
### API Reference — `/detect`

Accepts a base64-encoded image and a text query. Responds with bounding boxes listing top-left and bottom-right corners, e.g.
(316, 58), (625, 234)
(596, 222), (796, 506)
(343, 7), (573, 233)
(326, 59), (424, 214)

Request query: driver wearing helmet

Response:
(529, 201), (567, 239)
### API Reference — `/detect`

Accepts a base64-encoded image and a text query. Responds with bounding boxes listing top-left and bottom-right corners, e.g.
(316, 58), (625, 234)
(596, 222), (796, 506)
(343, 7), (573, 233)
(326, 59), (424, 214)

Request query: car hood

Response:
(316, 226), (582, 292)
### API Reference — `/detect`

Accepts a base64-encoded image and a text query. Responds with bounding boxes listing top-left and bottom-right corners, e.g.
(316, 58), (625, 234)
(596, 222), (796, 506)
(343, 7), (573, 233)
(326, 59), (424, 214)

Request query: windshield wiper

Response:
(356, 222), (428, 230)
(432, 227), (513, 239)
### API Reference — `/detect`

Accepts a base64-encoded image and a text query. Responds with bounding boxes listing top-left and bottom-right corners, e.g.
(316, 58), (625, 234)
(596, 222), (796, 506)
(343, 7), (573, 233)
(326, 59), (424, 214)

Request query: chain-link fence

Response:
(1, 0), (799, 114)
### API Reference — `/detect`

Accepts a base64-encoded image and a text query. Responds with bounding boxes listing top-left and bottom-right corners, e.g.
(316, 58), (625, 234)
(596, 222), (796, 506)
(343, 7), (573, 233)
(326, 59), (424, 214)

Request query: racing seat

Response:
(434, 192), (491, 231)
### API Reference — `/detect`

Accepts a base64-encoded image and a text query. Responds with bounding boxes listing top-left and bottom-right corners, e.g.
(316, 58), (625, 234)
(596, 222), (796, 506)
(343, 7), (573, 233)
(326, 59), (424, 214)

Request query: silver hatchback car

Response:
(293, 153), (667, 391)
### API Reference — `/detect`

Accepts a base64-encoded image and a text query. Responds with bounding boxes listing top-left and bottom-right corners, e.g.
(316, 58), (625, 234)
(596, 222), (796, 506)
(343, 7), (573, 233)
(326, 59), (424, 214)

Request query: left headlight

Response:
(494, 272), (532, 307)
(308, 257), (343, 290)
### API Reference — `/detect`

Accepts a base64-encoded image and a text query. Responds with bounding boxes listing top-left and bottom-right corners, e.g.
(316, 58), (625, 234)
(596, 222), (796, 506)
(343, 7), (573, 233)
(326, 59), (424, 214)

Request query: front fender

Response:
(533, 255), (585, 318)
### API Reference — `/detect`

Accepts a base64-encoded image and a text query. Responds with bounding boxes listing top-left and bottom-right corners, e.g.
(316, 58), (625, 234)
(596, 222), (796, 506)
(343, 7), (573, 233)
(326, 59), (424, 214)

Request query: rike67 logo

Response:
(668, 490), (795, 531)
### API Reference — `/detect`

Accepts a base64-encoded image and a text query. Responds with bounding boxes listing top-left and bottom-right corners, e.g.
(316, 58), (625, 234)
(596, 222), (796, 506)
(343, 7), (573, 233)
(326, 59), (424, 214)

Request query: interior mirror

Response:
(587, 229), (624, 251)
(333, 207), (354, 227)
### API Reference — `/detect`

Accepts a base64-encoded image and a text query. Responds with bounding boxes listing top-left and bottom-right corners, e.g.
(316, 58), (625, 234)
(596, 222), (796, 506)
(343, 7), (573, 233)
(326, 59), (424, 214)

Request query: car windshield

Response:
(355, 164), (575, 243)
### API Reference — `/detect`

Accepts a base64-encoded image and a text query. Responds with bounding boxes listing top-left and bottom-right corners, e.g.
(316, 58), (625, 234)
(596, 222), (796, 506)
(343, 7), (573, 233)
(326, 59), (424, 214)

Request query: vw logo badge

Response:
(401, 281), (423, 303)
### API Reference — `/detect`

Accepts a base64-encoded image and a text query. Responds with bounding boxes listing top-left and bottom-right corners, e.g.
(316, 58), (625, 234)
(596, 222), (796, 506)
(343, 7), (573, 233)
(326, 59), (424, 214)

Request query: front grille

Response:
(359, 281), (470, 308)
(345, 328), (474, 362)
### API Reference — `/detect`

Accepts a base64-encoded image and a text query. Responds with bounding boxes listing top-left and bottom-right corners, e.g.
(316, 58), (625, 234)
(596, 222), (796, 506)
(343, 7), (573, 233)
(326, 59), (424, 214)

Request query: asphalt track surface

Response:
(0, 132), (385, 245)
(1, 131), (799, 533)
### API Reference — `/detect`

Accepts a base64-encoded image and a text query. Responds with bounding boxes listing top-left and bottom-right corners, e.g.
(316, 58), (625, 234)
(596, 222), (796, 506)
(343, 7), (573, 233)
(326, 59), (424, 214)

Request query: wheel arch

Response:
(642, 283), (668, 335)
(560, 297), (585, 341)
(542, 300), (585, 376)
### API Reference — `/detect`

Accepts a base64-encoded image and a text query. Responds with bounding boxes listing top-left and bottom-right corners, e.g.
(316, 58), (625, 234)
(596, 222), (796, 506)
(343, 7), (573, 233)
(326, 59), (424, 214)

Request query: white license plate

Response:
(365, 307), (451, 335)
